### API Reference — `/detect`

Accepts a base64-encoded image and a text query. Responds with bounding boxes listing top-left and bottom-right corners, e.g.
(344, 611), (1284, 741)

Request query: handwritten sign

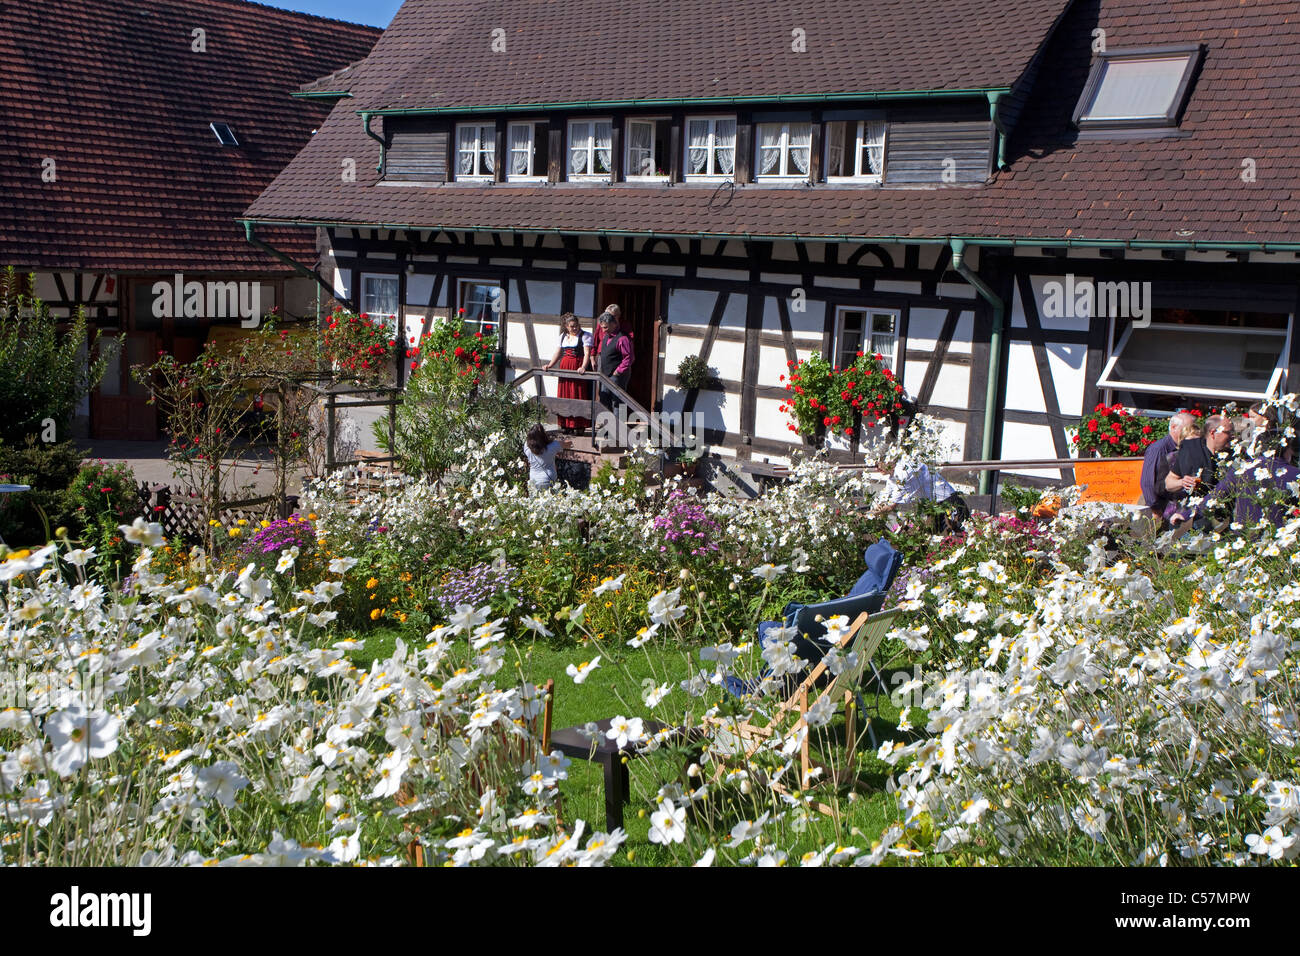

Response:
(1073, 459), (1145, 505)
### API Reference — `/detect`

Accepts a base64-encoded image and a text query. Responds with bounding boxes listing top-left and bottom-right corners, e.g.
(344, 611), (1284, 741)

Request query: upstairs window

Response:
(507, 122), (544, 180)
(825, 119), (885, 180)
(458, 279), (503, 332)
(568, 119), (612, 179)
(685, 116), (736, 178)
(1074, 46), (1203, 131)
(626, 118), (671, 179)
(756, 122), (812, 178)
(456, 123), (495, 178)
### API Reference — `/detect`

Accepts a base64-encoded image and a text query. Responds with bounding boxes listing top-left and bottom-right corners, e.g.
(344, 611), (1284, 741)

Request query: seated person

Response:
(871, 457), (968, 533)
(1167, 415), (1235, 529)
(1141, 412), (1193, 523)
(1173, 442), (1299, 528)
(523, 424), (571, 493)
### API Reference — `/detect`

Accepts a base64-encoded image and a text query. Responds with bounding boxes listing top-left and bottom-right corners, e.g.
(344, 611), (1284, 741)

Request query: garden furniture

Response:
(708, 608), (901, 817)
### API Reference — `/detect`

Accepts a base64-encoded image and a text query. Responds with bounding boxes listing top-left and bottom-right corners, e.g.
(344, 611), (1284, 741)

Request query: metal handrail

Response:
(510, 366), (670, 449)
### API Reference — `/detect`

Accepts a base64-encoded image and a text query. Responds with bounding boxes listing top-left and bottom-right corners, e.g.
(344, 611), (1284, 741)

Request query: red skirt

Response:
(557, 350), (590, 430)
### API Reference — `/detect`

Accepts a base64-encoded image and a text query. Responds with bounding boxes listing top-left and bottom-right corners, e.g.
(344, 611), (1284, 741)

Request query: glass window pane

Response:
(1085, 56), (1189, 120)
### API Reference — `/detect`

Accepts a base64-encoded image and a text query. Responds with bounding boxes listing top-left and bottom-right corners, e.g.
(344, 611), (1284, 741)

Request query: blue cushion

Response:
(857, 540), (902, 596)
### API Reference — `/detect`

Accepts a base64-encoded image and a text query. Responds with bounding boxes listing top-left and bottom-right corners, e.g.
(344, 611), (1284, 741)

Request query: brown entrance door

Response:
(595, 279), (661, 412)
(92, 331), (159, 440)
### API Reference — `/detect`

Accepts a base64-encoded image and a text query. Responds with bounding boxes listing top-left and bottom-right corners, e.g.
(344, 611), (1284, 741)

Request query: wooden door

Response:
(91, 331), (158, 440)
(596, 279), (661, 411)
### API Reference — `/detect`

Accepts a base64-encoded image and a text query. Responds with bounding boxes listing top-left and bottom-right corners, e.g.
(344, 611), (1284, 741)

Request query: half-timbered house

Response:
(0, 0), (379, 440)
(242, 0), (1300, 487)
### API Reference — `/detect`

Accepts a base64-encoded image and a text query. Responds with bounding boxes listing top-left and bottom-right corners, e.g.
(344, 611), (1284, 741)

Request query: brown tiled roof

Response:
(298, 61), (367, 97)
(365, 0), (1072, 111)
(0, 0), (380, 273)
(244, 0), (1300, 248)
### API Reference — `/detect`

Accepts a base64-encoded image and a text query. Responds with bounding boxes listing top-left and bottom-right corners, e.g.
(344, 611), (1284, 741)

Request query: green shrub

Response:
(0, 268), (111, 446)
(0, 440), (85, 546)
(676, 354), (716, 390)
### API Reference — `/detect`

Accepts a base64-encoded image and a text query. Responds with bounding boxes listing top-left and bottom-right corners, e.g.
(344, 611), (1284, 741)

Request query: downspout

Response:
(243, 221), (337, 302)
(986, 91), (1008, 170)
(362, 112), (386, 175)
(950, 238), (1006, 497)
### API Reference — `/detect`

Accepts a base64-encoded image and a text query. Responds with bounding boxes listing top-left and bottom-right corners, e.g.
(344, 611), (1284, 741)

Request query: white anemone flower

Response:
(43, 706), (122, 777)
(119, 517), (166, 548)
(648, 799), (687, 845)
(565, 657), (601, 685)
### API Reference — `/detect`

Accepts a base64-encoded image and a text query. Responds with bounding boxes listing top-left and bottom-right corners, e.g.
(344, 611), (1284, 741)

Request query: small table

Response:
(549, 718), (697, 832)
(0, 484), (32, 546)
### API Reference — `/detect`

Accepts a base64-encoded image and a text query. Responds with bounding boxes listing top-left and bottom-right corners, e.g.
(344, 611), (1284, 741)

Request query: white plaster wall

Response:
(754, 395), (795, 443)
(525, 280), (563, 315)
(928, 363), (971, 409)
(1000, 421), (1067, 480)
(666, 288), (747, 329)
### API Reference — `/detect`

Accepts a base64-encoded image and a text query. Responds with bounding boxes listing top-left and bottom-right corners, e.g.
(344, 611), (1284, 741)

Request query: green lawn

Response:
(349, 624), (910, 864)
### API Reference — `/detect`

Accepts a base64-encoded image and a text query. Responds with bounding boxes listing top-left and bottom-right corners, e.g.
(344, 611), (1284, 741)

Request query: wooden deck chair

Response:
(708, 608), (899, 817)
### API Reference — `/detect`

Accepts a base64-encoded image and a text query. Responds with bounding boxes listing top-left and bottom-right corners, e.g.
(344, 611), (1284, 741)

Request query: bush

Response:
(0, 269), (110, 446)
(0, 440), (86, 546)
(780, 351), (907, 441)
(676, 354), (716, 390)
(383, 351), (540, 482)
(68, 460), (140, 572)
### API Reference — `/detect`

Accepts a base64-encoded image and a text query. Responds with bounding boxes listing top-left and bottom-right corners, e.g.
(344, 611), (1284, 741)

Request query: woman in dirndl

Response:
(543, 313), (594, 433)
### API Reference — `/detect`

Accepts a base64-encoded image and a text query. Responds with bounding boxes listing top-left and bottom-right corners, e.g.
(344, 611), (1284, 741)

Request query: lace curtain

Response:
(758, 124), (782, 175)
(715, 119), (736, 175)
(510, 124), (532, 176)
(826, 121), (846, 177)
(595, 122), (612, 174)
(688, 120), (710, 174)
(863, 120), (885, 176)
(569, 122), (589, 174)
(457, 125), (477, 176)
(627, 121), (653, 176)
(788, 123), (811, 175)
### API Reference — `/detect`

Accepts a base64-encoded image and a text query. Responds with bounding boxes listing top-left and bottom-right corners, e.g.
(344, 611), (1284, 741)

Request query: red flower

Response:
(1087, 420), (1099, 432)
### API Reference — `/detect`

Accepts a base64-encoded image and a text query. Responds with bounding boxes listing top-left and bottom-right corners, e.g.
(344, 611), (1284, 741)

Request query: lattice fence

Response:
(134, 483), (295, 542)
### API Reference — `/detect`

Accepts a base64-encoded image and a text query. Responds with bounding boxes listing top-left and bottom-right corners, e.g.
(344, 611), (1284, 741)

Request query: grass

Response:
(347, 622), (910, 865)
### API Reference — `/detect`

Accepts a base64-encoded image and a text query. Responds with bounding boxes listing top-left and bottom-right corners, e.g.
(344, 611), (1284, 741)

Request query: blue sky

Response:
(257, 0), (401, 28)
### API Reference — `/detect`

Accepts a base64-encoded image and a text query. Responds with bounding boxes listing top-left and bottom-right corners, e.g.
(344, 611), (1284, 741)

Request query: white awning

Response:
(1098, 323), (1287, 401)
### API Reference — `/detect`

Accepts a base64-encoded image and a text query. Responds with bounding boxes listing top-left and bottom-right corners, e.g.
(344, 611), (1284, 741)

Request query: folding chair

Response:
(709, 608), (900, 817)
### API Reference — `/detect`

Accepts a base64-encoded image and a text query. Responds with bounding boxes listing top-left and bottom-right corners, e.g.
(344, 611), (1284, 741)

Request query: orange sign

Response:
(1073, 459), (1145, 505)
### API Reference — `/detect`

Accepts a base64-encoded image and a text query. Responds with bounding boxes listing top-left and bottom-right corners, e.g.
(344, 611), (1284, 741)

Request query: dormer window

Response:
(456, 123), (495, 179)
(626, 118), (671, 180)
(756, 122), (812, 179)
(507, 122), (544, 180)
(685, 116), (736, 178)
(568, 119), (612, 179)
(825, 119), (885, 181)
(1074, 45), (1203, 131)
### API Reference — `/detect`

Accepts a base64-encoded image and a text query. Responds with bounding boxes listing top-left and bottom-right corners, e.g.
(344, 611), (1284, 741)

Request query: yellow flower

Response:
(307, 512), (318, 521)
(365, 577), (379, 590)
(260, 520), (271, 529)
(370, 608), (385, 620)
(236, 519), (248, 527)
(228, 528), (241, 538)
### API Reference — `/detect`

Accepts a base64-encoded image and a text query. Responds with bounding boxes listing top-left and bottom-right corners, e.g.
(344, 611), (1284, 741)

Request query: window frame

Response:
(824, 118), (887, 182)
(755, 120), (813, 180)
(1098, 321), (1288, 402)
(683, 115), (738, 180)
(360, 273), (399, 323)
(834, 305), (901, 374)
(1072, 44), (1204, 131)
(624, 116), (671, 181)
(566, 117), (614, 181)
(454, 122), (496, 180)
(456, 278), (505, 334)
(506, 121), (545, 181)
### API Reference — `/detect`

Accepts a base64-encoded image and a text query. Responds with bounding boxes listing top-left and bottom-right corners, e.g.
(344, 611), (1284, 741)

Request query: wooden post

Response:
(325, 390), (336, 472)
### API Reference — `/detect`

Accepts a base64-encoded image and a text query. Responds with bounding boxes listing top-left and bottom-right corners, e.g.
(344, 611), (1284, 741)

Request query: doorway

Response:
(596, 278), (661, 412)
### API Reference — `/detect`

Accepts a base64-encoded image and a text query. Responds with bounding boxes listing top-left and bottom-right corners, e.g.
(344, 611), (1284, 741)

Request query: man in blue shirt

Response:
(1140, 411), (1193, 523)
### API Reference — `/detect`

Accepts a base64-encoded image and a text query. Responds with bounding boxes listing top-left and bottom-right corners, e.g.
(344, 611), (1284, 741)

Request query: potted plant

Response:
(663, 447), (702, 479)
(676, 354), (717, 391)
(1069, 403), (1160, 504)
(779, 351), (906, 455)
